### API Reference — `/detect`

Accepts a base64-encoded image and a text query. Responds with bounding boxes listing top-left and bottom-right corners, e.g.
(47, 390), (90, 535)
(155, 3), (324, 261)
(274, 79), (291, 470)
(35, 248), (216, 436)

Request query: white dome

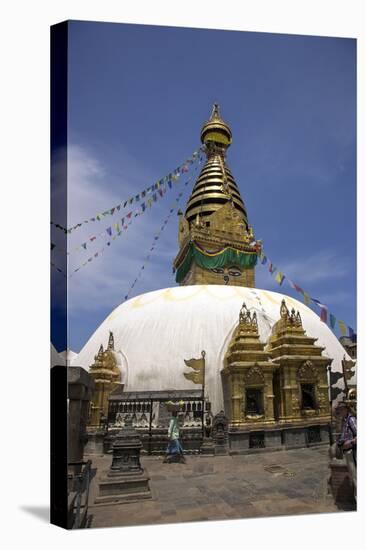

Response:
(72, 285), (352, 412)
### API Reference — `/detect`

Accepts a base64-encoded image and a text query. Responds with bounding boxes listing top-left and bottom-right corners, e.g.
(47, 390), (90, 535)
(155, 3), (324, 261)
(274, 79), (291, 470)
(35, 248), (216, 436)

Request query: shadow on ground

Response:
(20, 506), (49, 523)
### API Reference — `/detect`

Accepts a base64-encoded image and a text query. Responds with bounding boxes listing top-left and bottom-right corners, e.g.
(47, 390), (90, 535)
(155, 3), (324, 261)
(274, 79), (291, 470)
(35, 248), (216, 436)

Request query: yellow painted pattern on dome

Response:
(261, 290), (280, 306)
(129, 292), (164, 309)
(204, 285), (245, 301)
(162, 287), (204, 302)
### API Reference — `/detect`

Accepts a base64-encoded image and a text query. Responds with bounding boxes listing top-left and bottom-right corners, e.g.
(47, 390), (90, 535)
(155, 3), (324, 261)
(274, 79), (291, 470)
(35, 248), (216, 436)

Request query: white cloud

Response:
(272, 250), (349, 284)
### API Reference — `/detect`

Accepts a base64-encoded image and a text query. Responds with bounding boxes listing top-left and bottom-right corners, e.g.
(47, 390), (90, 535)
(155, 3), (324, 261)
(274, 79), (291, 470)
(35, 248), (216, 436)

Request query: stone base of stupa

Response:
(95, 469), (151, 505)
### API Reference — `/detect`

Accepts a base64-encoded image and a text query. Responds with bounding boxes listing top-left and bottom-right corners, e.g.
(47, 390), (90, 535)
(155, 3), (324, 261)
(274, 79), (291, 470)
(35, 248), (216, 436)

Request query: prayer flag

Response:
(110, 208), (115, 215)
(312, 298), (327, 309)
(303, 292), (310, 306)
(261, 255), (267, 265)
(275, 272), (285, 285)
(82, 243), (87, 250)
(338, 320), (347, 336)
(348, 326), (355, 338)
(127, 212), (132, 219)
(330, 314), (336, 329)
(116, 205), (121, 211)
(320, 307), (327, 323)
(106, 227), (112, 236)
(141, 202), (146, 211)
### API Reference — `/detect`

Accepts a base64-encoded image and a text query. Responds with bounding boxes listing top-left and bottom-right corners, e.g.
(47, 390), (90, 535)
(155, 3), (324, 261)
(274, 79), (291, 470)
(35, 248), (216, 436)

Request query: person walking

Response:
(337, 401), (357, 501)
(163, 410), (186, 464)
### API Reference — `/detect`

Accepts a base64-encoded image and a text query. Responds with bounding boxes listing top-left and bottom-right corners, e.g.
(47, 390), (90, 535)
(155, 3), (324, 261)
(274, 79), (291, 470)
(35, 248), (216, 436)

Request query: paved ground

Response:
(87, 446), (345, 529)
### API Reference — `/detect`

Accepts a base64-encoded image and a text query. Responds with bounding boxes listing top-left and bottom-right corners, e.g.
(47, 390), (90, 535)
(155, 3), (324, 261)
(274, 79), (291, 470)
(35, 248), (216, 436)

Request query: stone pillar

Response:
(95, 419), (151, 504)
(264, 372), (275, 421)
(68, 367), (95, 468)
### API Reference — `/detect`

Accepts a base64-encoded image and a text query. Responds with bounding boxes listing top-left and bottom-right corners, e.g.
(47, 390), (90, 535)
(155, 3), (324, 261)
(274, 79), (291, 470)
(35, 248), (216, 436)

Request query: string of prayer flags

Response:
(50, 147), (203, 234)
(52, 160), (195, 256)
(65, 157), (203, 279)
(122, 159), (202, 302)
(261, 249), (355, 339)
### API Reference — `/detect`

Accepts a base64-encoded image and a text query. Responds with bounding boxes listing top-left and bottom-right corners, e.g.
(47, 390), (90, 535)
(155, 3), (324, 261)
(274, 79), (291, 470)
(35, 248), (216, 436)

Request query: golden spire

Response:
(185, 103), (248, 226)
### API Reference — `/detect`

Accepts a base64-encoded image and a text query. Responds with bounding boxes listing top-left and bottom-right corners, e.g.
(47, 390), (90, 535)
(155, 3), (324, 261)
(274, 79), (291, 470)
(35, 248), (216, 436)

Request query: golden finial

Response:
(108, 331), (114, 351)
(200, 103), (232, 148)
(280, 299), (289, 319)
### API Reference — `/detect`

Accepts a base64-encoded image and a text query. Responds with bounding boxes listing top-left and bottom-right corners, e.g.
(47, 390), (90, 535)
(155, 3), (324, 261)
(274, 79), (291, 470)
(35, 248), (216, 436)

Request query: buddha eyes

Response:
(210, 267), (241, 276)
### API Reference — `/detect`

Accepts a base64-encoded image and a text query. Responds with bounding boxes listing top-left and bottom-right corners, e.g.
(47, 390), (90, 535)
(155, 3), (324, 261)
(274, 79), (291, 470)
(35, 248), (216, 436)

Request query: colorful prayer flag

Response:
(320, 307), (327, 323)
(338, 320), (347, 336)
(275, 272), (285, 285)
(330, 314), (336, 329)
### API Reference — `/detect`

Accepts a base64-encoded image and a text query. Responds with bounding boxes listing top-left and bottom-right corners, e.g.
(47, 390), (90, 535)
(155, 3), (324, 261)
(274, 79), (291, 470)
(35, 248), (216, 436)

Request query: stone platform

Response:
(86, 446), (353, 528)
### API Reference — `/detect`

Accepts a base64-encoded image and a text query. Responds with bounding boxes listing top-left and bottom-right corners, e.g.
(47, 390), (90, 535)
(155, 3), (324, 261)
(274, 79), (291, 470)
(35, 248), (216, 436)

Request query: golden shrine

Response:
(224, 299), (332, 450)
(88, 331), (121, 428)
(222, 303), (277, 428)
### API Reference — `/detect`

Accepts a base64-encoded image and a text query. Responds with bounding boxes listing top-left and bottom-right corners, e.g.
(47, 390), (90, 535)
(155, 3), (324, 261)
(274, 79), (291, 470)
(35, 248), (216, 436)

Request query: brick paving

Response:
(87, 446), (345, 529)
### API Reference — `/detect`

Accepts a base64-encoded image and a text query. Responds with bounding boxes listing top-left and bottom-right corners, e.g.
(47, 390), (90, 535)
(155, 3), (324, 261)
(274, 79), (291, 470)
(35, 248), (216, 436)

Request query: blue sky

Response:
(51, 21), (356, 352)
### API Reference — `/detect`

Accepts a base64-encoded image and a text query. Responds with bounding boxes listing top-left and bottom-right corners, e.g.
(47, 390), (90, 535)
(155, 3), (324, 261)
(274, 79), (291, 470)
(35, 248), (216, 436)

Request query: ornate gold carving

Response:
(244, 365), (265, 386)
(297, 360), (319, 382)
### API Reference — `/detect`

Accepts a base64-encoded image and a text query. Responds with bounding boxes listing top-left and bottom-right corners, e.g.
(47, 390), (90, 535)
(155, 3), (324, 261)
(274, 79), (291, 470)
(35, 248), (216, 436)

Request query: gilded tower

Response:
(88, 331), (121, 429)
(173, 104), (261, 287)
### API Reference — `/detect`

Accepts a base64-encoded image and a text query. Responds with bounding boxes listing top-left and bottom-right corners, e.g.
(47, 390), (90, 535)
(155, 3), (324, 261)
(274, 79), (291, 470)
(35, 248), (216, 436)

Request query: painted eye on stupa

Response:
(228, 267), (241, 277)
(211, 268), (225, 274)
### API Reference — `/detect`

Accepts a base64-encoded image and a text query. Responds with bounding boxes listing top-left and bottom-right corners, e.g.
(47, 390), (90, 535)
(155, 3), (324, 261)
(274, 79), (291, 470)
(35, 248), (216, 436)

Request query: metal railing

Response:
(67, 460), (92, 529)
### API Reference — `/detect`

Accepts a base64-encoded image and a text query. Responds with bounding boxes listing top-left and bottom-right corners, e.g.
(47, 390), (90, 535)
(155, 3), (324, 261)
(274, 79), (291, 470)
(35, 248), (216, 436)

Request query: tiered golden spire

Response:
(185, 104), (248, 226)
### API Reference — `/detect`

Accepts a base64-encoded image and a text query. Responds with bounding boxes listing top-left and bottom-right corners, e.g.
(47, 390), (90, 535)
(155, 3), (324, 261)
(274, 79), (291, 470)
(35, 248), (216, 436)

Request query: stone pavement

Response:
(87, 446), (344, 529)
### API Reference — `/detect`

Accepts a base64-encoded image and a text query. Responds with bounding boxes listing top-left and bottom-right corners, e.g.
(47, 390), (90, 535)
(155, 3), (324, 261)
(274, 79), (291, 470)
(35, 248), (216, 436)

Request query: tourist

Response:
(337, 401), (357, 500)
(163, 410), (186, 464)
